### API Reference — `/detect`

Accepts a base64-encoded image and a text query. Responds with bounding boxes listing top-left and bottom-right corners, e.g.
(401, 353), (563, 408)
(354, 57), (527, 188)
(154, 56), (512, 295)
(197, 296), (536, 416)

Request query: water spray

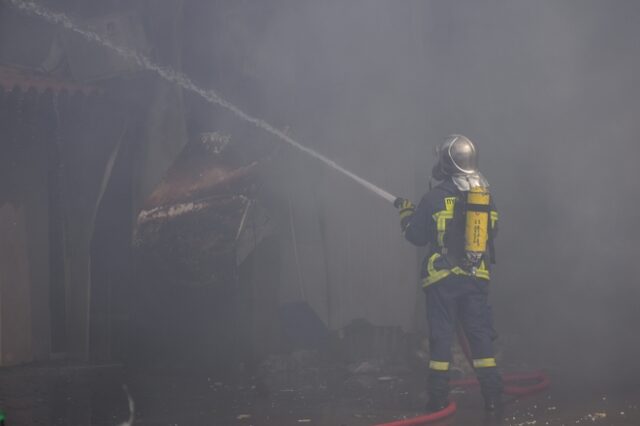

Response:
(5, 0), (397, 204)
(5, 3), (554, 425)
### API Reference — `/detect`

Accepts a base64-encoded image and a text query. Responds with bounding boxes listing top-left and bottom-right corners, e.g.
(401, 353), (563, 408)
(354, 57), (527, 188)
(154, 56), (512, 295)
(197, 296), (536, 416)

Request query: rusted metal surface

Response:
(141, 161), (259, 216)
(0, 65), (101, 95)
(135, 138), (274, 287)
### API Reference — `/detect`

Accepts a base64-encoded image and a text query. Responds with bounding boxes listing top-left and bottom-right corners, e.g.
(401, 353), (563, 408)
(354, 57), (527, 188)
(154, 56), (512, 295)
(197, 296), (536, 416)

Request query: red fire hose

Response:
(373, 401), (458, 426)
(451, 324), (551, 395)
(373, 327), (550, 426)
(450, 370), (551, 396)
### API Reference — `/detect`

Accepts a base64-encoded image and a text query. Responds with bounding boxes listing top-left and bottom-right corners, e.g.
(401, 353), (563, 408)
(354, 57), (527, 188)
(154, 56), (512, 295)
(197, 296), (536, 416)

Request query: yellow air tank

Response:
(465, 186), (490, 259)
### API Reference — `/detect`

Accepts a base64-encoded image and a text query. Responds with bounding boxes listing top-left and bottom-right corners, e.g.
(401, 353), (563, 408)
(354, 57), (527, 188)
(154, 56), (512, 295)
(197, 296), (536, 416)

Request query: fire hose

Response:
(373, 326), (550, 426)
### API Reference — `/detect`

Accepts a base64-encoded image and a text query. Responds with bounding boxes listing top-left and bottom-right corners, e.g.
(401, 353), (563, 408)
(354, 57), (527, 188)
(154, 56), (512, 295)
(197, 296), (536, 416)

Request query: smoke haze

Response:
(3, 0), (640, 408)
(187, 0), (640, 380)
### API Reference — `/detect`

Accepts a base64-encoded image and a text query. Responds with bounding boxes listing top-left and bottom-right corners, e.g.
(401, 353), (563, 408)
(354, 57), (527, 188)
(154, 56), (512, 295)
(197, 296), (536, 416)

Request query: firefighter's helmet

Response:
(435, 134), (479, 176)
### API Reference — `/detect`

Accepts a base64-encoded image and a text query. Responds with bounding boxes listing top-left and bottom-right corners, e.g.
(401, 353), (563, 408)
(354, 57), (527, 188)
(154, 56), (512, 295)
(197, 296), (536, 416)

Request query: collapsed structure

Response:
(0, 2), (207, 365)
(0, 1), (423, 372)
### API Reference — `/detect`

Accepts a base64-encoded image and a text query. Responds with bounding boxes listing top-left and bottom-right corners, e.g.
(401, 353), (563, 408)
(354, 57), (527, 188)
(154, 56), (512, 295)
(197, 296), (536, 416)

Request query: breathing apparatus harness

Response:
(431, 174), (495, 275)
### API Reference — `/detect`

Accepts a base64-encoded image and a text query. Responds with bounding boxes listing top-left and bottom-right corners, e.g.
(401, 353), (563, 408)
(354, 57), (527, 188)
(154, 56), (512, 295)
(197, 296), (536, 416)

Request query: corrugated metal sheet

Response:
(0, 65), (100, 94)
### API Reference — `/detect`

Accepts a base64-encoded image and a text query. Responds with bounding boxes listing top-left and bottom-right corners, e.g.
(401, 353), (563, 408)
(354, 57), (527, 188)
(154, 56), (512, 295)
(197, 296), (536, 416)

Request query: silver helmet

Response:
(435, 134), (479, 176)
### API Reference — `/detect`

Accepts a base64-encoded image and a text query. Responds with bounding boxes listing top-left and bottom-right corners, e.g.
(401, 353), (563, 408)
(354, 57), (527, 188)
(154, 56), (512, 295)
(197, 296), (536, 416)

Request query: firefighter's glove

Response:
(394, 197), (415, 232)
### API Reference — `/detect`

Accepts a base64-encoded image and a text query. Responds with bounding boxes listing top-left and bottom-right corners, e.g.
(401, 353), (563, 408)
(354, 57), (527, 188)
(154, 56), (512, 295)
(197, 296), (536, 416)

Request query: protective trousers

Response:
(425, 274), (503, 405)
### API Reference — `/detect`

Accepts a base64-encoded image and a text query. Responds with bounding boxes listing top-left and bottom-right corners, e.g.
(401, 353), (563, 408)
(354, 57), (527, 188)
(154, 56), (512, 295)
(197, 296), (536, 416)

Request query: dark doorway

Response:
(89, 138), (134, 362)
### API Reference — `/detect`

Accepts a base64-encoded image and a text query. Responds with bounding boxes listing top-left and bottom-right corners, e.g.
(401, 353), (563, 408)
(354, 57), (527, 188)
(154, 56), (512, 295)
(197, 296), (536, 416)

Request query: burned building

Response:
(3, 1), (640, 425)
(0, 0), (424, 372)
(0, 1), (220, 365)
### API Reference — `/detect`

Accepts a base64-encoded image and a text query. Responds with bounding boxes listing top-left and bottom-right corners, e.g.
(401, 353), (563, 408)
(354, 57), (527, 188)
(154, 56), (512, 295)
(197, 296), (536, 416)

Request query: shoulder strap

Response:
(488, 230), (496, 265)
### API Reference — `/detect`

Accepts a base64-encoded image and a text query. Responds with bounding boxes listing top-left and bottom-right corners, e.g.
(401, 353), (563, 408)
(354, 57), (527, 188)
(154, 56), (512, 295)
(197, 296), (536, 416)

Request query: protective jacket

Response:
(403, 178), (498, 287)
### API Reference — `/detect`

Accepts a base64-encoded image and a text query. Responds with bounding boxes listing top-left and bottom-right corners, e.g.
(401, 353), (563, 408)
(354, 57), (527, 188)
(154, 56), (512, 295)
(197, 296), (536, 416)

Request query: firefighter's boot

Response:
(426, 370), (450, 413)
(477, 367), (504, 412)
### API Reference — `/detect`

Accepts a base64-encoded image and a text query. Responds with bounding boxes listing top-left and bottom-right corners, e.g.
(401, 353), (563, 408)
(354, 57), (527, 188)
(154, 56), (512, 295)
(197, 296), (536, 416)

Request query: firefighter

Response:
(395, 134), (503, 412)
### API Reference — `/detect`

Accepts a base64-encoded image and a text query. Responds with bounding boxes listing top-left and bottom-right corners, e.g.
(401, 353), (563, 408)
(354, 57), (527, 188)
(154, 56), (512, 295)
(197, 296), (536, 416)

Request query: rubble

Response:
(134, 137), (274, 287)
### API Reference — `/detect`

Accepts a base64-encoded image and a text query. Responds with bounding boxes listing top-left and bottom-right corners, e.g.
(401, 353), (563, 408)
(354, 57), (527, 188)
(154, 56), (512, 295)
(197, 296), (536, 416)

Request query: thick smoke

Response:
(204, 0), (640, 380)
(8, 0), (640, 382)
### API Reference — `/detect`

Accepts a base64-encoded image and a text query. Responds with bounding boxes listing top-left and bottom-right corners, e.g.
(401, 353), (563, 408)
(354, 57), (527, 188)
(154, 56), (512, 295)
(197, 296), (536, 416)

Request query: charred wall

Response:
(0, 0), (188, 364)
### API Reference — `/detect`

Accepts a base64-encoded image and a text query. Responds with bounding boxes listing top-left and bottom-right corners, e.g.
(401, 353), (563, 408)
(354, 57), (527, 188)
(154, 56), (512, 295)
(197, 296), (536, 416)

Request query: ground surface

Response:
(0, 362), (638, 426)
